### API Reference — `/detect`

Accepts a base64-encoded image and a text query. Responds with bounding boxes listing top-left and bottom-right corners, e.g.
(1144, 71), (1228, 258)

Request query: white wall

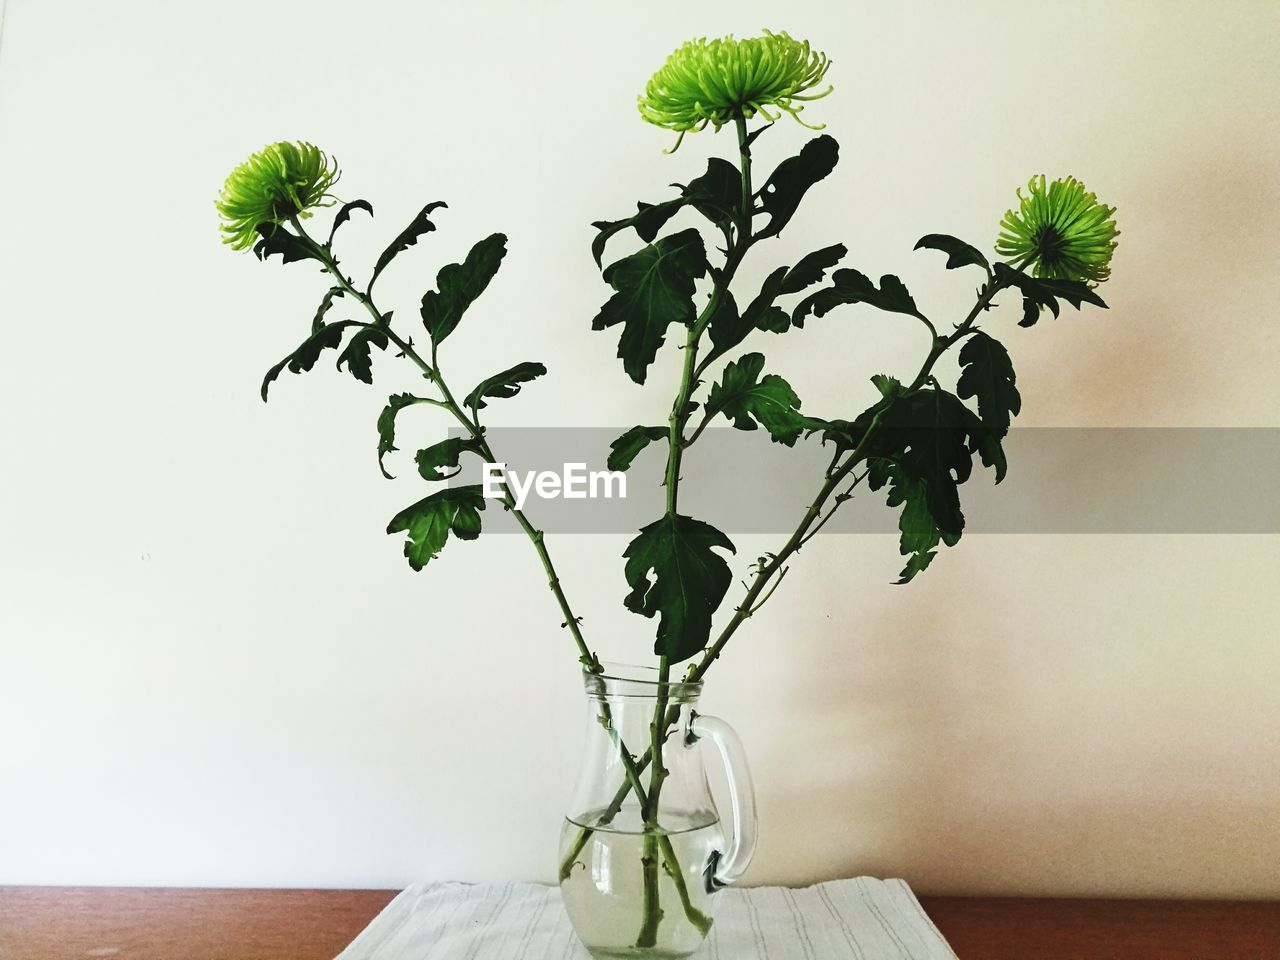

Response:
(1, 0), (1278, 896)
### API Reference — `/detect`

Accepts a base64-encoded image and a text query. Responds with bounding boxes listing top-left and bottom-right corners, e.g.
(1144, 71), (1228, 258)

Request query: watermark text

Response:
(483, 462), (627, 510)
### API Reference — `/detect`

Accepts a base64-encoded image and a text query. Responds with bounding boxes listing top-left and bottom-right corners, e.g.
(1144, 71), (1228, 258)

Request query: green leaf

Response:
(386, 485), (486, 572)
(732, 250), (848, 338)
(336, 325), (389, 384)
(871, 373), (902, 399)
(705, 291), (752, 358)
(868, 463), (951, 584)
(993, 263), (1108, 327)
(956, 332), (1021, 441)
(463, 361), (547, 411)
(896, 549), (937, 582)
(608, 425), (668, 472)
(875, 389), (978, 536)
(816, 376), (904, 454)
(1033, 277), (1109, 311)
(377, 393), (434, 479)
(755, 135), (839, 240)
(853, 386), (1009, 582)
(592, 229), (708, 384)
(260, 320), (361, 401)
(370, 201), (447, 288)
(622, 514), (736, 663)
(742, 266), (789, 332)
(969, 418), (1008, 484)
(327, 199), (373, 245)
(419, 232), (509, 344)
(312, 287), (344, 332)
(705, 352), (809, 446)
(590, 159), (743, 267)
(591, 198), (686, 268)
(793, 268), (923, 326)
(754, 308), (791, 333)
(780, 244), (847, 294)
(253, 224), (319, 265)
(415, 436), (481, 482)
(914, 234), (990, 273)
(682, 157), (742, 231)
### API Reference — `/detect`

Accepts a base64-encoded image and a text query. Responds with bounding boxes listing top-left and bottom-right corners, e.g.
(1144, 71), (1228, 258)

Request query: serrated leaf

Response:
(1034, 277), (1108, 310)
(312, 287), (344, 332)
(591, 198), (686, 268)
(590, 159), (741, 267)
(377, 393), (433, 479)
(993, 263), (1108, 328)
(253, 223), (319, 265)
(848, 386), (1009, 580)
(328, 199), (373, 245)
(386, 485), (486, 572)
(260, 320), (361, 401)
(622, 514), (736, 663)
(742, 266), (789, 331)
(420, 233), (509, 344)
(414, 436), (481, 482)
(794, 268), (923, 326)
(705, 352), (809, 446)
(336, 325), (389, 384)
(880, 389), (976, 536)
(463, 361), (547, 411)
(682, 157), (742, 230)
(914, 234), (990, 273)
(592, 229), (708, 384)
(608, 425), (668, 472)
(755, 135), (839, 240)
(817, 376), (904, 453)
(881, 468), (946, 584)
(957, 332), (1021, 441)
(705, 291), (751, 358)
(871, 374), (902, 399)
(780, 244), (847, 294)
(896, 548), (937, 582)
(754, 307), (791, 333)
(609, 427), (670, 473)
(369, 201), (447, 288)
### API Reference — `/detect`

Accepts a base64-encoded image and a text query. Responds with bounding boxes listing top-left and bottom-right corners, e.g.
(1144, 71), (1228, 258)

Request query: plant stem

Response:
(632, 112), (757, 948)
(637, 830), (663, 946)
(559, 273), (1011, 883)
(280, 220), (680, 837)
(291, 218), (703, 934)
(735, 113), (753, 243)
(287, 217), (603, 671)
(690, 273), (1007, 675)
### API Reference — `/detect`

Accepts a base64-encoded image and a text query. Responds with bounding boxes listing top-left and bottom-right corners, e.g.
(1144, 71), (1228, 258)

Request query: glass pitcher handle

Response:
(688, 710), (757, 890)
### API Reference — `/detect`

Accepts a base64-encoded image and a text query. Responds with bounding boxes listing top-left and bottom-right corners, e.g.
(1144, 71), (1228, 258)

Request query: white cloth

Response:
(335, 878), (958, 960)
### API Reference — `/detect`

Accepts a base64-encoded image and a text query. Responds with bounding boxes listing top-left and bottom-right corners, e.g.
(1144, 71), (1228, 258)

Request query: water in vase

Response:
(559, 809), (721, 959)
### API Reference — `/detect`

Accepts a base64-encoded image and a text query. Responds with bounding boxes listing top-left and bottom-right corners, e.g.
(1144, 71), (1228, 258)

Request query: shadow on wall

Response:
(746, 129), (1280, 889)
(757, 589), (1029, 892)
(759, 538), (1280, 899)
(1033, 145), (1276, 427)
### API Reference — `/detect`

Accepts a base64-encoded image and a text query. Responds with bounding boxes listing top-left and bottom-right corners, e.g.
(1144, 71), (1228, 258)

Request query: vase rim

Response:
(583, 660), (703, 701)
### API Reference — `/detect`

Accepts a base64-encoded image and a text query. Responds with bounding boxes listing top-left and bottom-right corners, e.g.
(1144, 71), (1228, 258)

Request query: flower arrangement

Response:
(218, 28), (1117, 956)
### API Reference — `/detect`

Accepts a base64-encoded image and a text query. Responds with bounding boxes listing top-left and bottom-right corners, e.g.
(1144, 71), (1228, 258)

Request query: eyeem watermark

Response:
(483, 462), (627, 510)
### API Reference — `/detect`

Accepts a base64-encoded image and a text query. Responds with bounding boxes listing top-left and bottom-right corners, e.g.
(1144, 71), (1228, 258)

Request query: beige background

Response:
(1, 0), (1278, 896)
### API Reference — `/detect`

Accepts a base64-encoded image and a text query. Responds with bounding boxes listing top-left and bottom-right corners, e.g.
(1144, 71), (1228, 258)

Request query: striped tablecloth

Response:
(335, 878), (958, 959)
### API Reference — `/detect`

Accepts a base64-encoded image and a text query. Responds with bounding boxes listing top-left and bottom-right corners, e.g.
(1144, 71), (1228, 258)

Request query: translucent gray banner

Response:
(445, 428), (1280, 535)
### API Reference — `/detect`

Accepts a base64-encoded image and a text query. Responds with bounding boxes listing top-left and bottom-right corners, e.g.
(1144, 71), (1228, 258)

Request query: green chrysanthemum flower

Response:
(216, 141), (340, 251)
(639, 30), (832, 150)
(995, 175), (1119, 283)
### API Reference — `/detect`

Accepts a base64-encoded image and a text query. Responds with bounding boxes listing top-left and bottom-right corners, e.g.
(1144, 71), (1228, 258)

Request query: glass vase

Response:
(558, 663), (756, 958)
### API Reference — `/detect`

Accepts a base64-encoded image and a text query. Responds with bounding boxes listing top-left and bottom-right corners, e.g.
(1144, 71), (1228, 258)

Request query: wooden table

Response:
(1, 887), (1278, 959)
